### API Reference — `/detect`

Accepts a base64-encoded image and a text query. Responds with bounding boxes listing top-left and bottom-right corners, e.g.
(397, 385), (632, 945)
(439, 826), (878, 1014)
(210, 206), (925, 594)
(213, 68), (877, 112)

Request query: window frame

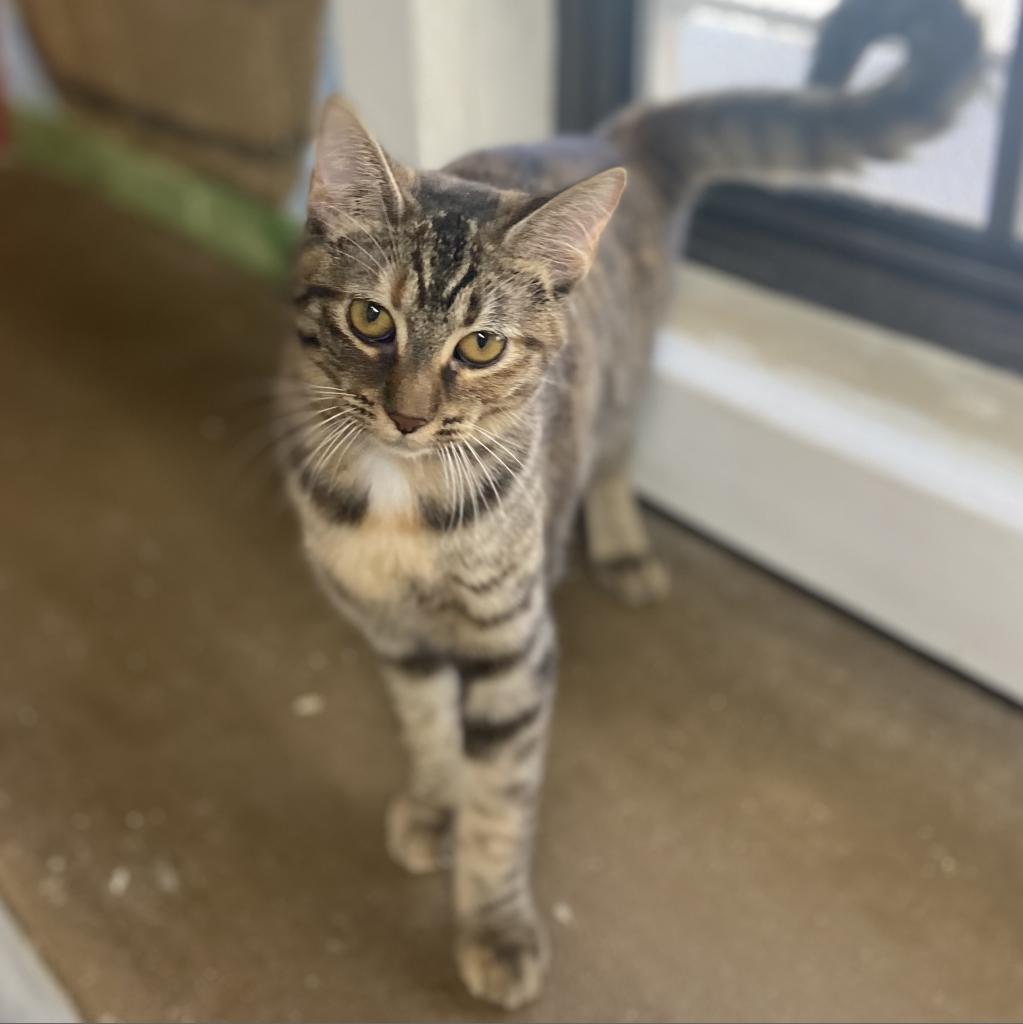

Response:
(557, 0), (1023, 374)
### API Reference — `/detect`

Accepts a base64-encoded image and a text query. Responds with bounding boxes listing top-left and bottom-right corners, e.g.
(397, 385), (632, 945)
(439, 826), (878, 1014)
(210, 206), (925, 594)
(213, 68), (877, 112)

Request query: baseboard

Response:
(634, 264), (1023, 703)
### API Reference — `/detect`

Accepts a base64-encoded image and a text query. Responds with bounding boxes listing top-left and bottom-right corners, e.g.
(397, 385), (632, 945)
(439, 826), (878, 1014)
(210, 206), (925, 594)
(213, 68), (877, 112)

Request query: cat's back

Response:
(443, 135), (625, 196)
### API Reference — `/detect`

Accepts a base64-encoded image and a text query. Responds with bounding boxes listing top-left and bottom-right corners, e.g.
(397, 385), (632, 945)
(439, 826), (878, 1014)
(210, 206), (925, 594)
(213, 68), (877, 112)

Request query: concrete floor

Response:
(2, 168), (1023, 1022)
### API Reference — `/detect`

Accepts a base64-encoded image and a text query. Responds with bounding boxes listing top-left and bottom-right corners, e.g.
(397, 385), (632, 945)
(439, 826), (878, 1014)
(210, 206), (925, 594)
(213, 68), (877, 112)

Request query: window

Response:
(644, 0), (1018, 227)
(559, 0), (1023, 372)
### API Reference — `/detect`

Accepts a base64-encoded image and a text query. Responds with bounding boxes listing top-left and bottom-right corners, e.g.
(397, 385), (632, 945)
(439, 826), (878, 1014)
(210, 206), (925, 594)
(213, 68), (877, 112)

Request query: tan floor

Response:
(2, 168), (1022, 1023)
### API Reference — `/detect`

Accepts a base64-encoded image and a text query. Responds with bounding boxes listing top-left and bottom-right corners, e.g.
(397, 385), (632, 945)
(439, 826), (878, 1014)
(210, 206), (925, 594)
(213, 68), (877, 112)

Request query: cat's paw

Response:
(385, 794), (452, 875)
(594, 553), (671, 607)
(455, 916), (549, 1009)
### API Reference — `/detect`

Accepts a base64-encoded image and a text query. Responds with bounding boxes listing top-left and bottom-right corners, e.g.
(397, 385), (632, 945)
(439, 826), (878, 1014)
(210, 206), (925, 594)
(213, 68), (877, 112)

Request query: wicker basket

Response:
(20, 0), (324, 202)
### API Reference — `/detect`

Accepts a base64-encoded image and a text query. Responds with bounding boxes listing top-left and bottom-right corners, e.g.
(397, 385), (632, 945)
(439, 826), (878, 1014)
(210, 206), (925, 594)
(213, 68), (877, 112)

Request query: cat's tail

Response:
(601, 0), (983, 203)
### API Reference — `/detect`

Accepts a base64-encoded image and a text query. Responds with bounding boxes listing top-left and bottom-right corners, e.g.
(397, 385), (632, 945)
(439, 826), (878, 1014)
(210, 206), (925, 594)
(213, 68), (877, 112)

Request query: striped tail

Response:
(602, 0), (983, 203)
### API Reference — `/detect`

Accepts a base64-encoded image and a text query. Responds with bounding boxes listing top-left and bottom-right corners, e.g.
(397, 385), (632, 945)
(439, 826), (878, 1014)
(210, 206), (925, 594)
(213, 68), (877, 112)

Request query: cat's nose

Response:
(388, 411), (429, 435)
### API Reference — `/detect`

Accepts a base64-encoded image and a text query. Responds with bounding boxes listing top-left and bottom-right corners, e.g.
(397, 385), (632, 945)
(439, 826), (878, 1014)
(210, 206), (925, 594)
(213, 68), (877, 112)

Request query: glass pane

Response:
(643, 0), (1021, 227)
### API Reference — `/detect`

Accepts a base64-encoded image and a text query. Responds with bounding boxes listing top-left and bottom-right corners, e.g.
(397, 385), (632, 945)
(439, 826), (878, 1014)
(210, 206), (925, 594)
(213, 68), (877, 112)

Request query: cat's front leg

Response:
(382, 653), (461, 874)
(453, 617), (557, 1009)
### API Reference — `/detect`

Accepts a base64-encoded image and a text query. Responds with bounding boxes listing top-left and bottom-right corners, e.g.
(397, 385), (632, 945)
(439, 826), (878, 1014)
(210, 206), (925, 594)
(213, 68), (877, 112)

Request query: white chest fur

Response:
(303, 449), (440, 605)
(360, 449), (414, 517)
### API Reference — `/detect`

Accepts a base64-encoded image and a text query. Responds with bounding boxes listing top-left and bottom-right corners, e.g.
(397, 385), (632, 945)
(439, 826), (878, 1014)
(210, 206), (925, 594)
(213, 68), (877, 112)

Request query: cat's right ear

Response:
(309, 96), (408, 224)
(504, 167), (626, 293)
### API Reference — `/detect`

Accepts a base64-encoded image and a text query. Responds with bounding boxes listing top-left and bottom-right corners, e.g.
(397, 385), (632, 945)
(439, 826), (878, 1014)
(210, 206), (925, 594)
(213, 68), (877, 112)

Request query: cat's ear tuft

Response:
(309, 95), (408, 224)
(505, 167), (626, 292)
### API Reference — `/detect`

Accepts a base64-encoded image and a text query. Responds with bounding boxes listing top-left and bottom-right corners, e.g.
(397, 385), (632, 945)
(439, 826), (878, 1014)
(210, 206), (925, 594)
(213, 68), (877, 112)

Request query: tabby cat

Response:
(278, 0), (979, 1007)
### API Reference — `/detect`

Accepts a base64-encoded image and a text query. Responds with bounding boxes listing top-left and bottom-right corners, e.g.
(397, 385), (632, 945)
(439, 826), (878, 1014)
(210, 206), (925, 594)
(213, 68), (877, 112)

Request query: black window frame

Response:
(558, 0), (1023, 375)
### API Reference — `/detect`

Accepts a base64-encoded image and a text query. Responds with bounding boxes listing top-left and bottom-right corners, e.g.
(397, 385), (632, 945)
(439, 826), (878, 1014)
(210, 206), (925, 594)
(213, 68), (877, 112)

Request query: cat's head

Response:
(291, 97), (625, 457)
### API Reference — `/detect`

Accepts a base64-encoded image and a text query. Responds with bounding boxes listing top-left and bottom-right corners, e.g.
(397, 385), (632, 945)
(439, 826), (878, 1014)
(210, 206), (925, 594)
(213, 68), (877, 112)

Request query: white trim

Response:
(0, 900), (79, 1023)
(330, 0), (555, 169)
(329, 0), (423, 164)
(634, 265), (1023, 702)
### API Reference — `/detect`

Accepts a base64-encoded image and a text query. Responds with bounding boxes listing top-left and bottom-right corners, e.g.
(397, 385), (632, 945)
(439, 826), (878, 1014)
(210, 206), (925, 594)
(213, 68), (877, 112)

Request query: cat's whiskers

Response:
(300, 422), (348, 480)
(303, 383), (364, 396)
(223, 375), (327, 405)
(305, 425), (354, 483)
(461, 439), (505, 524)
(469, 423), (527, 469)
(437, 445), (454, 518)
(228, 403), (336, 483)
(446, 443), (471, 531)
(492, 436), (544, 523)
(484, 406), (537, 445)
(466, 430), (518, 488)
(303, 391), (360, 402)
(301, 405), (354, 442)
(303, 414), (362, 480)
(456, 444), (479, 528)
(316, 416), (367, 478)
(325, 421), (365, 476)
(440, 446), (462, 531)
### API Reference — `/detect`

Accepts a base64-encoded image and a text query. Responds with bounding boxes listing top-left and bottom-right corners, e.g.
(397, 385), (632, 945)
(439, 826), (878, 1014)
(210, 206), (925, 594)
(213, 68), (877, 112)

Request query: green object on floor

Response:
(10, 109), (300, 281)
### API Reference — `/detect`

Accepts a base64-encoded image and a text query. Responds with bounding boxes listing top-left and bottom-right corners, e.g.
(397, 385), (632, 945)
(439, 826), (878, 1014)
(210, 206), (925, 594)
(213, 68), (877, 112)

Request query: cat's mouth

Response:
(375, 432), (435, 461)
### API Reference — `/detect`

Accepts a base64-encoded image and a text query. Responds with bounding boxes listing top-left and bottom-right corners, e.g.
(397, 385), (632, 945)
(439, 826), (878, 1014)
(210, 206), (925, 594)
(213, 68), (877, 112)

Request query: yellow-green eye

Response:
(455, 331), (506, 367)
(348, 299), (395, 343)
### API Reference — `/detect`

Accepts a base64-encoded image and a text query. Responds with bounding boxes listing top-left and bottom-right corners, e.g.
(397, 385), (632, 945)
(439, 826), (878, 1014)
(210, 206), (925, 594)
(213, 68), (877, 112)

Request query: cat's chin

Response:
(371, 434), (434, 462)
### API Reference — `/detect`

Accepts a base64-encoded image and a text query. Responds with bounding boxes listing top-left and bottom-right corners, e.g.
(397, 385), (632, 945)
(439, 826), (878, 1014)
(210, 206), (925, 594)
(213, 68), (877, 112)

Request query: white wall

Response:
(330, 0), (555, 169)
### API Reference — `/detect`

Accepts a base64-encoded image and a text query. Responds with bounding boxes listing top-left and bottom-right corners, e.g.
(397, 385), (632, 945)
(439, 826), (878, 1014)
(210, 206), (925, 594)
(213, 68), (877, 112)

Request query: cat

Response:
(277, 0), (980, 1007)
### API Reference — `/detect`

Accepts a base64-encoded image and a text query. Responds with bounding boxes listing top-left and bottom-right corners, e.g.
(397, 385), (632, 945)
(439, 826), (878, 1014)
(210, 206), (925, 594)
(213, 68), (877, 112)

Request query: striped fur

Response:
(277, 0), (980, 1007)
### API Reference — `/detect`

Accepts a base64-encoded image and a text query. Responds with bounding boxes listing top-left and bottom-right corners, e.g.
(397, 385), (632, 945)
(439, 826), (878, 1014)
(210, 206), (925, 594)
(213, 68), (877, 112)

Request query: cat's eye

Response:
(455, 331), (507, 367)
(348, 299), (395, 343)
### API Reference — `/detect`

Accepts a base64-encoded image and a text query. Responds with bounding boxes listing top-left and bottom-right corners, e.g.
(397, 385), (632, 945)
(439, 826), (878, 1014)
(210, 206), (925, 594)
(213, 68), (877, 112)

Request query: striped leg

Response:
(382, 656), (461, 875)
(453, 622), (556, 1009)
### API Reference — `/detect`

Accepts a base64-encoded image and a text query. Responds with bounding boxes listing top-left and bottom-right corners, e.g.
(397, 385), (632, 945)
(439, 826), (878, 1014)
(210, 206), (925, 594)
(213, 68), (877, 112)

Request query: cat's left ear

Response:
(505, 167), (626, 292)
(309, 95), (408, 224)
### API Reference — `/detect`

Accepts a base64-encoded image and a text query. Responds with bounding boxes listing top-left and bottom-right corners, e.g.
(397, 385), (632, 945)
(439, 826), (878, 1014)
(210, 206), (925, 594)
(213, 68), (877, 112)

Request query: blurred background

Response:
(1, 1), (1022, 1021)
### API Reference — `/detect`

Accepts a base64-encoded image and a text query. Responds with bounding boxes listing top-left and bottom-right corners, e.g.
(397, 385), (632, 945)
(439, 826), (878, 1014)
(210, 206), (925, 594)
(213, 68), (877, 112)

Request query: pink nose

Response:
(389, 411), (428, 435)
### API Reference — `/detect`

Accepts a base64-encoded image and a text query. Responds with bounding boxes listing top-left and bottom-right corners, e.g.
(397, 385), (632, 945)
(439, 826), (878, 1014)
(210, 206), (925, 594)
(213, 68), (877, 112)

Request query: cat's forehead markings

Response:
(409, 218), (476, 311)
(414, 173), (502, 222)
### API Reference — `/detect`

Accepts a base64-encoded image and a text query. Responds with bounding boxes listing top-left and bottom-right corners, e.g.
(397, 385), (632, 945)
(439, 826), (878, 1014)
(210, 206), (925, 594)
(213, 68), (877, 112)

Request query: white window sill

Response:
(634, 263), (1023, 702)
